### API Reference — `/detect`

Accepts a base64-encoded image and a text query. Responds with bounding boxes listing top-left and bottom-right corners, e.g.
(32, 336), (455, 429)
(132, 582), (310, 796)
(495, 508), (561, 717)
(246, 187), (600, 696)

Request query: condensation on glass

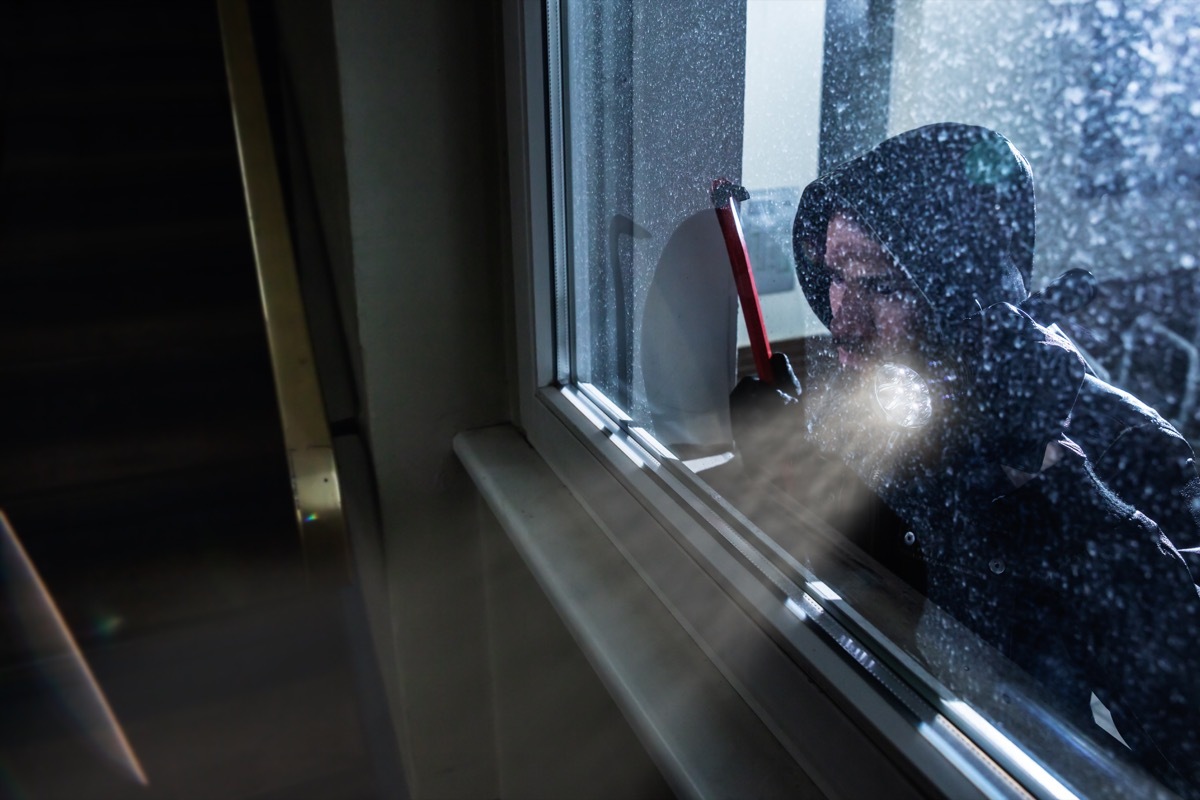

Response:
(559, 1), (1200, 797)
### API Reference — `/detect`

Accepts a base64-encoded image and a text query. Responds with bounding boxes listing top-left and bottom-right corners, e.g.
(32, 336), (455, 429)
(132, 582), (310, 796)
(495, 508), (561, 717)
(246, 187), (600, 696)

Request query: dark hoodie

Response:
(793, 122), (1034, 340)
(793, 123), (1082, 478)
(793, 124), (1200, 553)
(779, 123), (1200, 794)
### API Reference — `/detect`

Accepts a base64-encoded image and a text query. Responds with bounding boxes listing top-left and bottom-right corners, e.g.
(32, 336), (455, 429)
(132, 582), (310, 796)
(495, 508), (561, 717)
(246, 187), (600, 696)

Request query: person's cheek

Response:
(873, 300), (898, 342)
(874, 299), (917, 352)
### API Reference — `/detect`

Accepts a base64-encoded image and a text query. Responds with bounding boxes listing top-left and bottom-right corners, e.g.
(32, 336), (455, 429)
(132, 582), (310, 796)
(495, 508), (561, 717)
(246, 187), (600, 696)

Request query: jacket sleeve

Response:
(1070, 375), (1200, 554)
(1038, 446), (1200, 796)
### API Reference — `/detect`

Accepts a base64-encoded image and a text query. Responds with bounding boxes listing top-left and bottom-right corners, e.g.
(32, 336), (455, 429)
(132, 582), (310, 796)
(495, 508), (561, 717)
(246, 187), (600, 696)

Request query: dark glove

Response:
(950, 303), (1086, 473)
(729, 352), (802, 465)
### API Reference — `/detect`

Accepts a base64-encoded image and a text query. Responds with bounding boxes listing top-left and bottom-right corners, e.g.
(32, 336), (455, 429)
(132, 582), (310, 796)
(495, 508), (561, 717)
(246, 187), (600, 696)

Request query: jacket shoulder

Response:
(1068, 374), (1192, 465)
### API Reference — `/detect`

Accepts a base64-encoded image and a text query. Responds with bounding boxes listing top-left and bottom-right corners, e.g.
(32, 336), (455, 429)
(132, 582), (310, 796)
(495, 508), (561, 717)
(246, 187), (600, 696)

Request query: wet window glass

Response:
(561, 0), (1200, 795)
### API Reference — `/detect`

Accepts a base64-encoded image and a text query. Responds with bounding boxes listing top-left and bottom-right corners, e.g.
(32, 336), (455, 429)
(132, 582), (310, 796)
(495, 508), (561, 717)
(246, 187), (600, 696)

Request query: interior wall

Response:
(269, 1), (690, 796)
(479, 505), (675, 800)
(329, 0), (510, 796)
(268, 0), (398, 755)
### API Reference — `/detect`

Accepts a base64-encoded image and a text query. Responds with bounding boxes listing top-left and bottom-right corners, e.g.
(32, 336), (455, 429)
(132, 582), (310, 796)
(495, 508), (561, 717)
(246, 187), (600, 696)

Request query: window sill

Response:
(455, 416), (996, 800)
(454, 423), (819, 799)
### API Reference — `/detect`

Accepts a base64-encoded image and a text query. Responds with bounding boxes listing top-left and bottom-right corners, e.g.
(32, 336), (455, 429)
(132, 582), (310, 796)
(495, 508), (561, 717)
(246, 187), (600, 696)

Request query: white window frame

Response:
(473, 2), (1171, 798)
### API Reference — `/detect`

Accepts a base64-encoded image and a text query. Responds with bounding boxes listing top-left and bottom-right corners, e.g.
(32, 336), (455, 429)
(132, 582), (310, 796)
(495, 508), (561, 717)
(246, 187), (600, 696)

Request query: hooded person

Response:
(730, 123), (1200, 794)
(791, 122), (1200, 559)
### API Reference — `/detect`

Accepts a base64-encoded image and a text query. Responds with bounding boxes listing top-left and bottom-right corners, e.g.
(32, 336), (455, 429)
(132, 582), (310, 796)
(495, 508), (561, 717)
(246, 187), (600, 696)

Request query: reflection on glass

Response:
(1, 512), (148, 787)
(562, 0), (1200, 796)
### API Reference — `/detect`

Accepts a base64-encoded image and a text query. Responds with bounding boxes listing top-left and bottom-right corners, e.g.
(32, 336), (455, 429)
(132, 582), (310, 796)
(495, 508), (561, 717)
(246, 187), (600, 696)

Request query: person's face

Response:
(825, 212), (928, 372)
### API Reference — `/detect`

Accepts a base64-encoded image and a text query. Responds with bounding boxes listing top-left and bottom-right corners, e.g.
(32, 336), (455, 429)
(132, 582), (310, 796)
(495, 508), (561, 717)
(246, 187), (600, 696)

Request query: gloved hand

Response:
(729, 352), (803, 468)
(949, 302), (1087, 474)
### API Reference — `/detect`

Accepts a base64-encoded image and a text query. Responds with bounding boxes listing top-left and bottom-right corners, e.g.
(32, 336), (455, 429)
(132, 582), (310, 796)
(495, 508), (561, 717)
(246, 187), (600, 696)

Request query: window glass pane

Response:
(560, 0), (1200, 795)
(564, 0), (744, 446)
(739, 1), (827, 346)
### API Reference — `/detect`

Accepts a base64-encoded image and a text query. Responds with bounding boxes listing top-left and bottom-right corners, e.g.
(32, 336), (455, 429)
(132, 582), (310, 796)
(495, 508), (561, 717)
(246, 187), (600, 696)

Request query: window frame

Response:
(497, 1), (1167, 798)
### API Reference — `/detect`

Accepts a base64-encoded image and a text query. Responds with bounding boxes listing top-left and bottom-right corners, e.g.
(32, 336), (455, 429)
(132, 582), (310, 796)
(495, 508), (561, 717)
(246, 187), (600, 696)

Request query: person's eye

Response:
(829, 270), (845, 285)
(875, 280), (916, 298)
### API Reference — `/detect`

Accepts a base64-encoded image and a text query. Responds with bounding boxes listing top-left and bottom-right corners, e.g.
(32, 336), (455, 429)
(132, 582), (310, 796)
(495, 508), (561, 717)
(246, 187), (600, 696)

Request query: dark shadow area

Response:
(0, 2), (401, 797)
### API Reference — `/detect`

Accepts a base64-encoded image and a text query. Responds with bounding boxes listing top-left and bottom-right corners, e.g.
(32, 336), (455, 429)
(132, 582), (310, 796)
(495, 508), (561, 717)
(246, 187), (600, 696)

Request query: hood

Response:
(792, 123), (1035, 338)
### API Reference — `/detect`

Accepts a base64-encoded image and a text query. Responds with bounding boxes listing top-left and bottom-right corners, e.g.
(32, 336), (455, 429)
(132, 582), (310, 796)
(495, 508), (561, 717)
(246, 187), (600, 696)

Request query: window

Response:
(507, 0), (1200, 797)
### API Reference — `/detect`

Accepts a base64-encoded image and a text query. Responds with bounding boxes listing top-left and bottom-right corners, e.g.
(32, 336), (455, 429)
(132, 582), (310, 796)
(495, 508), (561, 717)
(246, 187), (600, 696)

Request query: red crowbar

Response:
(712, 178), (774, 384)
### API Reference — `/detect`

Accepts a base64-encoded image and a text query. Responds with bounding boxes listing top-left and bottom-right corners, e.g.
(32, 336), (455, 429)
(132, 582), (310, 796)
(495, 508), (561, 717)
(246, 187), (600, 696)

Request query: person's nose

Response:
(831, 286), (874, 341)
